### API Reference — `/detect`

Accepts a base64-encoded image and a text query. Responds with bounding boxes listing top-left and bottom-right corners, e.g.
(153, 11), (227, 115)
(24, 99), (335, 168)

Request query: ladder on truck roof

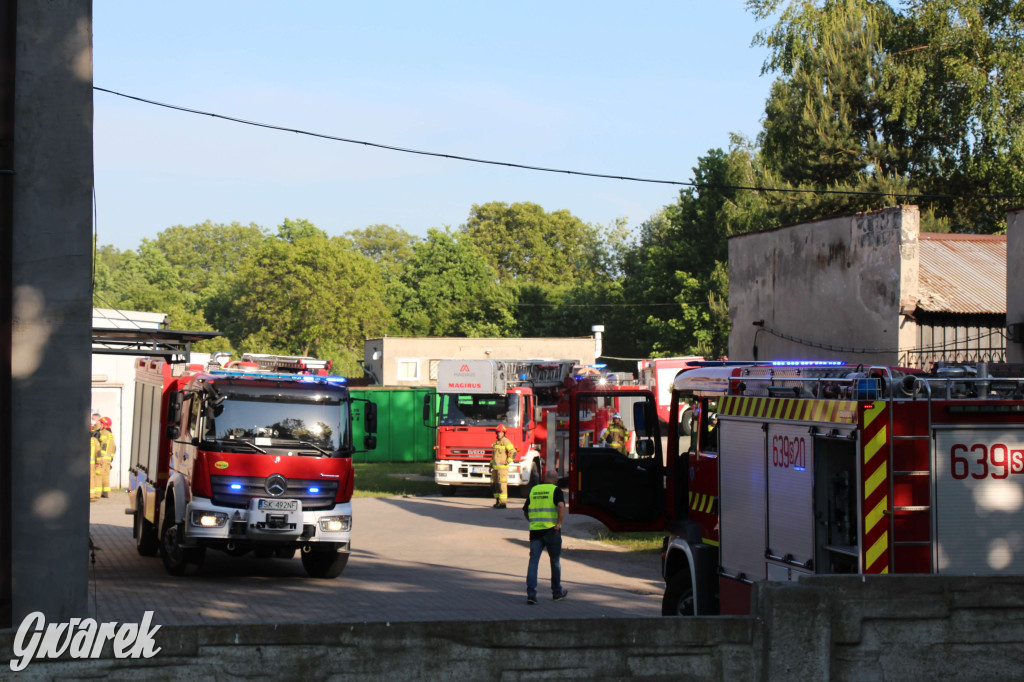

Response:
(239, 353), (331, 373)
(498, 360), (577, 388)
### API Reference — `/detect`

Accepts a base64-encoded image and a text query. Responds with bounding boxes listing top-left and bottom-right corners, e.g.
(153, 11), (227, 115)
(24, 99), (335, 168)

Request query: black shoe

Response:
(496, 503), (507, 509)
(553, 589), (568, 601)
(526, 596), (537, 605)
(101, 493), (109, 498)
(492, 502), (501, 508)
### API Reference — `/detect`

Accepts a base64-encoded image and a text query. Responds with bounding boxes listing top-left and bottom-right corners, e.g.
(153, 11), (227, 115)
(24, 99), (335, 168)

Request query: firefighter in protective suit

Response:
(490, 424), (517, 509)
(600, 413), (629, 455)
(96, 416), (116, 498)
(89, 432), (102, 502)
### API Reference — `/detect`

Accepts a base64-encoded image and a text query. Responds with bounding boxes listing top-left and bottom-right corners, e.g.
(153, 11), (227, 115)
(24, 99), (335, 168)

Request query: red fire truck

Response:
(129, 353), (377, 578)
(429, 359), (631, 495)
(637, 356), (704, 425)
(567, 360), (1024, 615)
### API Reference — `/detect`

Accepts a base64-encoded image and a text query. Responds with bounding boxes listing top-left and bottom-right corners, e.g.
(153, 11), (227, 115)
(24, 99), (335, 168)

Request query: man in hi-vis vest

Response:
(490, 424), (516, 509)
(522, 470), (568, 605)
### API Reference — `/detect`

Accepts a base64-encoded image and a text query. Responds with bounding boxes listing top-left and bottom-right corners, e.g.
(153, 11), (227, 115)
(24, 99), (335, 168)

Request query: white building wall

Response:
(364, 336), (602, 387)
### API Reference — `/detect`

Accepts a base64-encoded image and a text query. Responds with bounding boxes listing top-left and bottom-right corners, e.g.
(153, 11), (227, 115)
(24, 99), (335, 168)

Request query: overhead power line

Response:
(94, 87), (1024, 203)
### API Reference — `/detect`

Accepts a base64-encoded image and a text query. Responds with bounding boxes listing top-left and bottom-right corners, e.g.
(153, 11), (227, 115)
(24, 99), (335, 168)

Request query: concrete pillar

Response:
(9, 0), (93, 623)
(1008, 209), (1024, 364)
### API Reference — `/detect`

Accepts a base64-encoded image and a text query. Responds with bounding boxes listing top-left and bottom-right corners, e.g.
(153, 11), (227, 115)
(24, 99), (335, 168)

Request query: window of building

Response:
(396, 359), (420, 381)
(429, 359), (440, 381)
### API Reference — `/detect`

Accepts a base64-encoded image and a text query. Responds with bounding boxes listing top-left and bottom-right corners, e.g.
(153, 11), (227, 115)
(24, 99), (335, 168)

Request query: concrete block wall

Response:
(728, 206), (918, 364)
(4, 576), (1024, 680)
(1008, 208), (1023, 364)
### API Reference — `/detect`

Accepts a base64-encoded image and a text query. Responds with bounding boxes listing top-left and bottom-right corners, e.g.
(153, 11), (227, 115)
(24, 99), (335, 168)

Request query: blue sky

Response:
(93, 2), (776, 252)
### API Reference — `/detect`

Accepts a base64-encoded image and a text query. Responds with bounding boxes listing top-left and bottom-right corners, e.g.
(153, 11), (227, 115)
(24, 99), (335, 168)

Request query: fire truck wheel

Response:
(440, 485), (457, 497)
(661, 571), (696, 616)
(160, 510), (206, 576)
(301, 548), (348, 579)
(275, 547), (297, 559)
(253, 547), (275, 559)
(134, 495), (159, 557)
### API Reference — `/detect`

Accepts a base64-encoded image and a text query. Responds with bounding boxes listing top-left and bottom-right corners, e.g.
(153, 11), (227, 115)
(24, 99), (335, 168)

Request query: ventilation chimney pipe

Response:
(591, 325), (605, 362)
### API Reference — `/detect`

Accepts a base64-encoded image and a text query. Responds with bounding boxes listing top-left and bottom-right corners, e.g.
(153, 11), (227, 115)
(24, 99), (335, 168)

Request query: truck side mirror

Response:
(423, 394), (431, 422)
(635, 439), (655, 458)
(363, 434), (377, 450)
(166, 424), (181, 440)
(167, 391), (183, 423)
(632, 400), (655, 438)
(364, 402), (378, 434)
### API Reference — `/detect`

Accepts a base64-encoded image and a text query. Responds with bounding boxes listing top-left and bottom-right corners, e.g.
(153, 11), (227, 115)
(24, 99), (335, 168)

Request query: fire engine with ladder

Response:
(129, 352), (377, 578)
(429, 359), (634, 495)
(567, 360), (1024, 615)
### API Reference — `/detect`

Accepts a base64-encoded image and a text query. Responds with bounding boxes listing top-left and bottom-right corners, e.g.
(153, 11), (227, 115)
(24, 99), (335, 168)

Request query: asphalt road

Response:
(86, 490), (665, 626)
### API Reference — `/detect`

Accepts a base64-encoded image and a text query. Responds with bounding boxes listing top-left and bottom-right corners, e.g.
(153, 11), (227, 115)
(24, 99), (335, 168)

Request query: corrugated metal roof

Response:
(917, 233), (1006, 314)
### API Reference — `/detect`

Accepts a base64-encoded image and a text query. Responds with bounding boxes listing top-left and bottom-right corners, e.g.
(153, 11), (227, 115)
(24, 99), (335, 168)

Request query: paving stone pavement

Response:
(87, 491), (665, 626)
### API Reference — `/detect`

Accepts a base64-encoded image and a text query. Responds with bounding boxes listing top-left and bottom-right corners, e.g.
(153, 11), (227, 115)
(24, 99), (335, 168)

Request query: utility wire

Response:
(94, 87), (1024, 203)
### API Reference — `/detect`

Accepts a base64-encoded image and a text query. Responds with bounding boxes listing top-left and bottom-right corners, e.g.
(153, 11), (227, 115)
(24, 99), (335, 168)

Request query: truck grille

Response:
(209, 475), (339, 511)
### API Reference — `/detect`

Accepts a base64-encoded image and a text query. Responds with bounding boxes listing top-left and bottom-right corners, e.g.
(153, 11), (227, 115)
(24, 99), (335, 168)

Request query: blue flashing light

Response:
(592, 363), (607, 369)
(518, 373), (528, 381)
(230, 483), (243, 491)
(309, 487), (320, 494)
(793, 466), (807, 472)
(771, 360), (847, 367)
(210, 369), (347, 384)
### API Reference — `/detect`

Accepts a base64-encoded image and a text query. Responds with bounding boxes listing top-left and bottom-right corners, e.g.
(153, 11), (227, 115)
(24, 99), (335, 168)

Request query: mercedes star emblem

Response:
(265, 474), (287, 497)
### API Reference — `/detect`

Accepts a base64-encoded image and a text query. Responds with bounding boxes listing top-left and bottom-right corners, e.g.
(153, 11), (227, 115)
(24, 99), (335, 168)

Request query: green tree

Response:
(342, 224), (418, 274)
(748, 0), (1024, 232)
(214, 231), (393, 375)
(622, 149), (744, 359)
(461, 201), (608, 285)
(149, 220), (269, 297)
(395, 228), (516, 337)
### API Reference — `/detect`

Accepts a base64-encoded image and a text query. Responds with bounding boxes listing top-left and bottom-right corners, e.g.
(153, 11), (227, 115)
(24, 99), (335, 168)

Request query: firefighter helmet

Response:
(495, 424), (506, 432)
(100, 417), (112, 428)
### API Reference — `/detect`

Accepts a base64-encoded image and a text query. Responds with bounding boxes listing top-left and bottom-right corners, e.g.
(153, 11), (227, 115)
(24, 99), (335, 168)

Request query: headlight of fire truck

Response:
(190, 510), (229, 528)
(318, 515), (352, 533)
(435, 463), (452, 472)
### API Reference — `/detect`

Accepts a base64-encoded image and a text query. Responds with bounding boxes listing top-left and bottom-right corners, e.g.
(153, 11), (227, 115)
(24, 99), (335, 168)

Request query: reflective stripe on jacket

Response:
(491, 437), (516, 467)
(527, 483), (559, 531)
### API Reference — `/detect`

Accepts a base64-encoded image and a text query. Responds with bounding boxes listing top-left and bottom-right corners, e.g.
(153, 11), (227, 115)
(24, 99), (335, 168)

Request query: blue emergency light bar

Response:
(771, 360), (847, 367)
(210, 369), (346, 384)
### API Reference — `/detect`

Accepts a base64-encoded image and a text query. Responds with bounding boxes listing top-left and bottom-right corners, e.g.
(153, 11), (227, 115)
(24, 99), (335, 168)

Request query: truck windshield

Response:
(439, 393), (521, 427)
(206, 383), (349, 454)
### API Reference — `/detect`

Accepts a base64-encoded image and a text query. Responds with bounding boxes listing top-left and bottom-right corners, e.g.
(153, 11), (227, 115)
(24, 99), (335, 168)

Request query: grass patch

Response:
(594, 530), (665, 553)
(353, 462), (438, 498)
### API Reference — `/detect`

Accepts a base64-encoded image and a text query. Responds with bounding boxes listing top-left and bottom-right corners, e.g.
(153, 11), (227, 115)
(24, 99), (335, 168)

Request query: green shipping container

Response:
(350, 387), (437, 463)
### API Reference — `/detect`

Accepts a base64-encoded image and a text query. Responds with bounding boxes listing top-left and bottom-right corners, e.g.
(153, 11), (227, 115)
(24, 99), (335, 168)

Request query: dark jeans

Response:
(526, 528), (562, 598)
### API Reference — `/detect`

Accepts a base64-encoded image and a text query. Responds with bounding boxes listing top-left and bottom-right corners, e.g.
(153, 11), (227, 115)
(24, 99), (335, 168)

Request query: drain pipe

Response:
(591, 325), (604, 363)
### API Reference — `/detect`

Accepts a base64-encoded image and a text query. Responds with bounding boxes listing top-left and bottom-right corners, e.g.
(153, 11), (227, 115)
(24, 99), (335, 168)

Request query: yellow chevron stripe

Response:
(771, 399), (784, 419)
(865, 497), (888, 534)
(865, 425), (887, 466)
(719, 397), (859, 423)
(866, 531), (889, 570)
(863, 402), (884, 430)
(702, 537), (720, 547)
(865, 461), (888, 499)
